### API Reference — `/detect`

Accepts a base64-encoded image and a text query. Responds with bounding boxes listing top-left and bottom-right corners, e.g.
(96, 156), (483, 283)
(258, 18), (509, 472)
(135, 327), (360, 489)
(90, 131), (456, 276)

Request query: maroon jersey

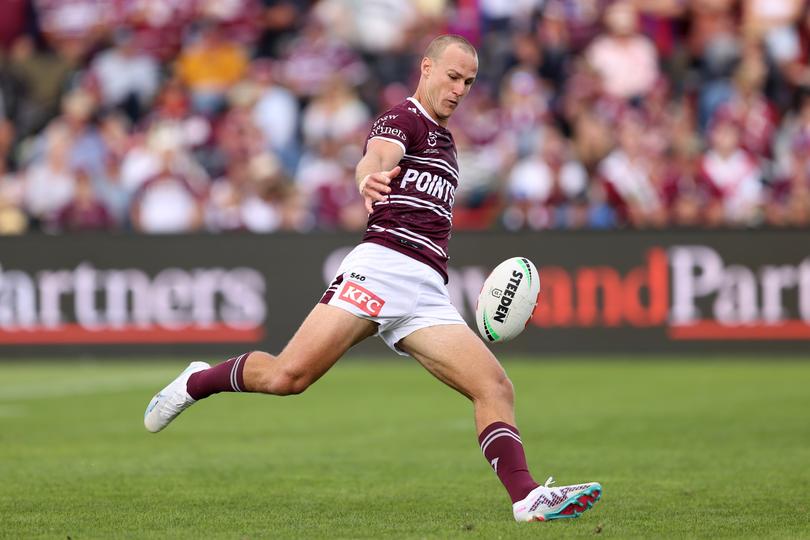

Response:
(362, 98), (458, 282)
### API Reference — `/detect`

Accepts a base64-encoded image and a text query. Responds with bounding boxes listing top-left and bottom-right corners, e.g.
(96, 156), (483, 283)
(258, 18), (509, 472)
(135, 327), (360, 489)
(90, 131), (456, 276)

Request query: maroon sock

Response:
(478, 421), (539, 503)
(186, 352), (250, 400)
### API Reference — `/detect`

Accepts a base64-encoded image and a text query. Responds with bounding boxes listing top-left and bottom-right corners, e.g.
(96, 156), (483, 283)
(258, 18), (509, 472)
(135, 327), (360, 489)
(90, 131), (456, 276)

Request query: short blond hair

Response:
(424, 34), (477, 61)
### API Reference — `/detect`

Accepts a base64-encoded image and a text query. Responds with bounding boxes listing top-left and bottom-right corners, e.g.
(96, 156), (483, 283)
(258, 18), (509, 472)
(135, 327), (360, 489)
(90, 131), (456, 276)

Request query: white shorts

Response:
(320, 242), (466, 356)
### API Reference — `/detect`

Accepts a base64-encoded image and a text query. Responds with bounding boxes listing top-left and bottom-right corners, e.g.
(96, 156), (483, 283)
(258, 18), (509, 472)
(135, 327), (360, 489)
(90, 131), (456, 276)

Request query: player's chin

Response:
(439, 104), (456, 119)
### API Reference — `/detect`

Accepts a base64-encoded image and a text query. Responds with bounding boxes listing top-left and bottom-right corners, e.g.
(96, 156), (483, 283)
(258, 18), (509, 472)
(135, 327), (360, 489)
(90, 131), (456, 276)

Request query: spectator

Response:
(768, 92), (810, 226)
(22, 122), (77, 227)
(90, 28), (160, 121)
(301, 75), (370, 147)
(196, 0), (262, 46)
(122, 0), (196, 62)
(278, 17), (367, 99)
(535, 3), (574, 95)
(130, 169), (205, 234)
(697, 116), (764, 226)
(71, 89), (111, 171)
(314, 0), (417, 55)
(550, 0), (613, 52)
(498, 68), (550, 157)
(295, 137), (347, 196)
(0, 161), (27, 234)
(34, 0), (115, 58)
(781, 6), (810, 88)
(51, 168), (115, 231)
(598, 111), (667, 228)
(503, 125), (588, 229)
(240, 159), (286, 232)
(254, 0), (308, 58)
(710, 46), (777, 158)
(6, 35), (75, 139)
(310, 142), (366, 230)
(215, 81), (268, 165)
(119, 119), (209, 196)
(742, 0), (804, 64)
(176, 21), (249, 115)
(250, 60), (300, 173)
(585, 1), (660, 101)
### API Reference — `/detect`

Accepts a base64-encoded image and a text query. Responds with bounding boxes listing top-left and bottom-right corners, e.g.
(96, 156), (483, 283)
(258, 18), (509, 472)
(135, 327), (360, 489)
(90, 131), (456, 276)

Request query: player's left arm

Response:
(356, 138), (404, 213)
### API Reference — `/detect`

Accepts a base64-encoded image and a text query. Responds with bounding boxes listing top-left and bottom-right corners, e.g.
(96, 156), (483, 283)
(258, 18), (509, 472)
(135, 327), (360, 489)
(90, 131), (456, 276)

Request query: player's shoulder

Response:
(374, 99), (423, 126)
(368, 99), (428, 149)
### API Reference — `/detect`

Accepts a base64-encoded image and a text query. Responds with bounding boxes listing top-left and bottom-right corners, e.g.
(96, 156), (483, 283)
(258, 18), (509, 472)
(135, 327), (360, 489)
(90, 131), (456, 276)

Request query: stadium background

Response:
(1, 1), (809, 538)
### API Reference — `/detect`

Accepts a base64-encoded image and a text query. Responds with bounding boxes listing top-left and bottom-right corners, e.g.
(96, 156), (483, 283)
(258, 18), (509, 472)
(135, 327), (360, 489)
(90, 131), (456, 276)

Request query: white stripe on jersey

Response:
(368, 224), (447, 258)
(369, 136), (406, 154)
(407, 97), (438, 126)
(388, 194), (452, 220)
(403, 154), (459, 181)
(374, 199), (452, 222)
(404, 152), (460, 177)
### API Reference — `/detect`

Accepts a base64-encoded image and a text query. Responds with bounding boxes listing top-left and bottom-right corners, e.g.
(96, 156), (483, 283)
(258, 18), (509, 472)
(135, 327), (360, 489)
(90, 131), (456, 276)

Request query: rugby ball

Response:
(476, 257), (540, 343)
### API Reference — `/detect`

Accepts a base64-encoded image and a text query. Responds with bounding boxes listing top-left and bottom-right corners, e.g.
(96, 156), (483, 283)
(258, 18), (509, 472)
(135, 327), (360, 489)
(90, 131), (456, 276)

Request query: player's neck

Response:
(411, 91), (447, 127)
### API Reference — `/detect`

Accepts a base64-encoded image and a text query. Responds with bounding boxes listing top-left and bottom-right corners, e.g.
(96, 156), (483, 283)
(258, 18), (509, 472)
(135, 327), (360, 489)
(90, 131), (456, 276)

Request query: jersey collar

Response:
(407, 97), (440, 127)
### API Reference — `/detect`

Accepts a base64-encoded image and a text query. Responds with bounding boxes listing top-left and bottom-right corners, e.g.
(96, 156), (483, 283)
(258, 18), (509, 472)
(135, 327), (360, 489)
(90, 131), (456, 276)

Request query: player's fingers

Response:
(364, 196), (374, 214)
(369, 188), (388, 202)
(384, 166), (401, 179)
(365, 176), (392, 194)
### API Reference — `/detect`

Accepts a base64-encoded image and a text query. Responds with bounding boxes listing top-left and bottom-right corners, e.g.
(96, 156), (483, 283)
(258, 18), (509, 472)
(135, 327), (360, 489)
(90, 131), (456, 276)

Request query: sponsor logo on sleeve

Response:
(339, 281), (385, 316)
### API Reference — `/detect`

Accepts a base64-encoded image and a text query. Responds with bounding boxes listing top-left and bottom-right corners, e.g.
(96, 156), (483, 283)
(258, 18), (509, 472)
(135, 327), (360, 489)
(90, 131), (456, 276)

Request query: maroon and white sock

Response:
(186, 352), (250, 400)
(478, 421), (539, 503)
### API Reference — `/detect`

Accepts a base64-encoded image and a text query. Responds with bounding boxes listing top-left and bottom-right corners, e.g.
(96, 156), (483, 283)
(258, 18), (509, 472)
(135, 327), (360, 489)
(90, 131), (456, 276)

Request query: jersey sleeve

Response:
(365, 109), (419, 154)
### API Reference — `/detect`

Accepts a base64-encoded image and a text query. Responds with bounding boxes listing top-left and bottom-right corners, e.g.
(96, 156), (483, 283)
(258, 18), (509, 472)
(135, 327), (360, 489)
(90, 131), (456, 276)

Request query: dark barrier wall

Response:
(1, 230), (809, 357)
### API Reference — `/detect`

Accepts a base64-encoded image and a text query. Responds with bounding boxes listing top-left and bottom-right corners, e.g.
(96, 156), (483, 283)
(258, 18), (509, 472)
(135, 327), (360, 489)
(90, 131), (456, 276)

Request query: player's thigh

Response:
(397, 324), (510, 401)
(277, 303), (378, 380)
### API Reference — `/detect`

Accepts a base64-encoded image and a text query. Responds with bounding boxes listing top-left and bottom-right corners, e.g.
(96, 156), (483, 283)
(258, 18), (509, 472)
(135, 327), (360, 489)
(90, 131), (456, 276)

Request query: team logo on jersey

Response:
(339, 281), (385, 316)
(427, 131), (438, 147)
(408, 106), (418, 114)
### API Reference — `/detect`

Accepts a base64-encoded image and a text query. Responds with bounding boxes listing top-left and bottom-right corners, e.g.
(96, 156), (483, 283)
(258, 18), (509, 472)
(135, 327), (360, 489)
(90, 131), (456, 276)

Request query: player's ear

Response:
(421, 56), (432, 77)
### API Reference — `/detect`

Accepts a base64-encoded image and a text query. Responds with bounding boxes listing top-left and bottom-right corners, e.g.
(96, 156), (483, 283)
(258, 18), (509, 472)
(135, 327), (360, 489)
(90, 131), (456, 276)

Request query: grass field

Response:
(1, 357), (809, 539)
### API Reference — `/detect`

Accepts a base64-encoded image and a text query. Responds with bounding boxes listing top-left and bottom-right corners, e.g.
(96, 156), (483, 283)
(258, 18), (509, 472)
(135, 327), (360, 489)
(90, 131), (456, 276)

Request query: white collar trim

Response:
(407, 97), (439, 126)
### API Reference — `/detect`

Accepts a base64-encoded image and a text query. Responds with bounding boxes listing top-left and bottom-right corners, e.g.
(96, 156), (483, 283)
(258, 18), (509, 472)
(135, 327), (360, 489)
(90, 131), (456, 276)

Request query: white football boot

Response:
(513, 477), (602, 522)
(144, 361), (210, 433)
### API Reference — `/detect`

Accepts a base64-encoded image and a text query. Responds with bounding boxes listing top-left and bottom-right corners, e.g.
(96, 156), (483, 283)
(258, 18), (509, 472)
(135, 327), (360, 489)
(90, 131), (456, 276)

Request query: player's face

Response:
(427, 44), (478, 121)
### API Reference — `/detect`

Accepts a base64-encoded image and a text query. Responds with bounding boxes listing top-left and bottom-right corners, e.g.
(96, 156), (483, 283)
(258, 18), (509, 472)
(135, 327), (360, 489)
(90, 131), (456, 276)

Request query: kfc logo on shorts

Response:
(339, 281), (385, 316)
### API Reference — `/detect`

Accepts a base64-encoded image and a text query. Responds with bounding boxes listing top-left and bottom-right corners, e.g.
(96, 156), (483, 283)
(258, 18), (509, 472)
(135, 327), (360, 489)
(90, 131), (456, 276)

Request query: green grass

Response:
(1, 358), (809, 539)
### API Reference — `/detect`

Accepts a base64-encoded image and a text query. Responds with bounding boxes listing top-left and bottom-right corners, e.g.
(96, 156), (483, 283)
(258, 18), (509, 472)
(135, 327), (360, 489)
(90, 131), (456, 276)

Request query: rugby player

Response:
(144, 34), (601, 522)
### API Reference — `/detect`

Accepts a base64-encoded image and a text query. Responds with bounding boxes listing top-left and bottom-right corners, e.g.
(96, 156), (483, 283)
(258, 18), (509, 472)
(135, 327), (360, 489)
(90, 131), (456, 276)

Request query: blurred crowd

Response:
(1, 0), (810, 235)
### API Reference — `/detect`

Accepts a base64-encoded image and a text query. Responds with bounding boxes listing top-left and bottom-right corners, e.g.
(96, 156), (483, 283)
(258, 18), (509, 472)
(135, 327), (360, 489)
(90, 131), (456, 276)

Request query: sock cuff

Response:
(478, 422), (522, 454)
(230, 352), (250, 392)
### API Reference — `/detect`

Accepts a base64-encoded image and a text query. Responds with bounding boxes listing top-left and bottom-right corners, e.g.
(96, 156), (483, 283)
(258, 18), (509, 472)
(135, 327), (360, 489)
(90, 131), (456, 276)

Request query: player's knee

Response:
(489, 371), (515, 406)
(271, 367), (313, 396)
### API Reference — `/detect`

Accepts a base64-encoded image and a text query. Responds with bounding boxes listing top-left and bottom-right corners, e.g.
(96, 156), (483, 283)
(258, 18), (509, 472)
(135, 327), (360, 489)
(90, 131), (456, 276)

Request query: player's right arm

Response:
(356, 138), (404, 214)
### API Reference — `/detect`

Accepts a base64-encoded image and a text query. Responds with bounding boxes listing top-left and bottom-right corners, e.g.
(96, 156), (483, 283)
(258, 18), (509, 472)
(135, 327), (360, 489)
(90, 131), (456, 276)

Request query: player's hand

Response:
(359, 166), (400, 214)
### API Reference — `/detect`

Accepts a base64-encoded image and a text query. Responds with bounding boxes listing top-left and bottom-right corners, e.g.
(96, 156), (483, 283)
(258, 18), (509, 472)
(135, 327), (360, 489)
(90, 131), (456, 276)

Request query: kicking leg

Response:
(144, 304), (376, 432)
(242, 304), (377, 395)
(398, 325), (601, 521)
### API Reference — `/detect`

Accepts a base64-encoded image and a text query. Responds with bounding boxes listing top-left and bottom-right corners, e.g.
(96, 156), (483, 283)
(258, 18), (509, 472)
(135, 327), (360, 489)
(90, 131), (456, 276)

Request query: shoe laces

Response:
(543, 476), (555, 488)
